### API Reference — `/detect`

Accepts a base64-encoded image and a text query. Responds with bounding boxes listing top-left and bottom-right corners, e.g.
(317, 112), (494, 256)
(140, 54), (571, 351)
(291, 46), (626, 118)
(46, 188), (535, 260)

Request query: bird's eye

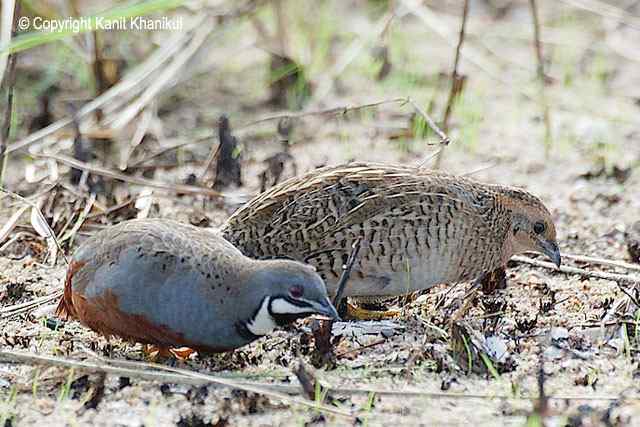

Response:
(533, 222), (546, 234)
(289, 285), (304, 298)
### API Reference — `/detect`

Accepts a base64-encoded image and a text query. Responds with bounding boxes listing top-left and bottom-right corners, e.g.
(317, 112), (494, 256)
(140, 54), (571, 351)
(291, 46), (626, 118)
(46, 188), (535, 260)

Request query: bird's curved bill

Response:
(311, 298), (341, 321)
(540, 240), (561, 268)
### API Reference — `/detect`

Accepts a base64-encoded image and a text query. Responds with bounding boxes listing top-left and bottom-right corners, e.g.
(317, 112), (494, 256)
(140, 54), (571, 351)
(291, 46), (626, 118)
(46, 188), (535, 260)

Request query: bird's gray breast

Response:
(88, 242), (253, 350)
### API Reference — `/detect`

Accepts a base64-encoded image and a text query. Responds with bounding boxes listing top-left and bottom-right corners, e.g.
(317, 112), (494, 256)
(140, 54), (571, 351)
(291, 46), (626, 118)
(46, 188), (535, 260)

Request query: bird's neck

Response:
(245, 297), (278, 336)
(501, 234), (516, 265)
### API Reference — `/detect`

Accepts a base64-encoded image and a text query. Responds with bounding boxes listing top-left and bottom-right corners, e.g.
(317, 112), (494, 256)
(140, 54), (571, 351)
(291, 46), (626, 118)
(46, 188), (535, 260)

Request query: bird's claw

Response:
(345, 302), (401, 320)
(143, 345), (195, 361)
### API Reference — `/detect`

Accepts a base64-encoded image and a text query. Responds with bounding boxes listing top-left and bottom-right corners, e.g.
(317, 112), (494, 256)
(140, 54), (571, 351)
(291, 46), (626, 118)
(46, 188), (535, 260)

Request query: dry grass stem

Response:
(529, 0), (553, 155)
(35, 153), (228, 198)
(513, 255), (640, 285)
(435, 0), (469, 169)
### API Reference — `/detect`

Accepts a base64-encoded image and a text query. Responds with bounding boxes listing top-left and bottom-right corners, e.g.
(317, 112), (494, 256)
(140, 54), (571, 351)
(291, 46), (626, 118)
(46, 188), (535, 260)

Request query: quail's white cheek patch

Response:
(246, 297), (277, 336)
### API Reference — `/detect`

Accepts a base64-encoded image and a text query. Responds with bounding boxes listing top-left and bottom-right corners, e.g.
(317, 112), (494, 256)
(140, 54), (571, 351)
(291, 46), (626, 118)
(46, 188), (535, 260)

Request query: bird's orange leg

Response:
(143, 345), (196, 361)
(345, 302), (401, 320)
(169, 347), (197, 360)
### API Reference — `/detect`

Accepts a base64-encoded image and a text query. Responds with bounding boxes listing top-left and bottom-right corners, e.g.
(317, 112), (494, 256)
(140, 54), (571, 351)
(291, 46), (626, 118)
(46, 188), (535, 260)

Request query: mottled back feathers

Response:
(222, 162), (556, 297)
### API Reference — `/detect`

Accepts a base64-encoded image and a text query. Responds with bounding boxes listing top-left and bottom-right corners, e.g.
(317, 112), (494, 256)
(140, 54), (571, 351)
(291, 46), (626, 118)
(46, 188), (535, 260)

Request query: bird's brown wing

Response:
(222, 164), (507, 286)
(309, 190), (494, 282)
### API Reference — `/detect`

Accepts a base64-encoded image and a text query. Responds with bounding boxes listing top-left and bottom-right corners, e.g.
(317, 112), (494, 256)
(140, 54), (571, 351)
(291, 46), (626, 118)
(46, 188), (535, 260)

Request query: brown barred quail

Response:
(221, 163), (560, 315)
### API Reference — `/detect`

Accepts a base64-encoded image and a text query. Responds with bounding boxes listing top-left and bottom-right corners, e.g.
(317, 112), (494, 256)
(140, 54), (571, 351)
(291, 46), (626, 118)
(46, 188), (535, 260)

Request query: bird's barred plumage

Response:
(221, 162), (559, 298)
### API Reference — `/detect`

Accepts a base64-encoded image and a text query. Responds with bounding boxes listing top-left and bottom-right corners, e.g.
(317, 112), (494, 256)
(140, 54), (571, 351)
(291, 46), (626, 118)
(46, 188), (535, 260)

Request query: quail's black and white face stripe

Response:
(245, 297), (277, 336)
(245, 295), (339, 336)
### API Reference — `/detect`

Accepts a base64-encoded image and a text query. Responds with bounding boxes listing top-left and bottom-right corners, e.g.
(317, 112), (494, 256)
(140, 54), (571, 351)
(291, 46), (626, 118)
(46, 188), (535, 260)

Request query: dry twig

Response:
(0, 350), (352, 418)
(240, 98), (407, 130)
(0, 204), (28, 245)
(435, 0), (469, 169)
(127, 139), (202, 168)
(562, 253), (640, 273)
(0, 187), (68, 266)
(529, 0), (553, 155)
(136, 360), (353, 417)
(1, 350), (634, 403)
(333, 238), (363, 308)
(35, 153), (228, 198)
(0, 1), (18, 184)
(0, 290), (63, 318)
(59, 192), (96, 244)
(120, 106), (155, 169)
(336, 338), (387, 359)
(406, 98), (451, 147)
(406, 98), (453, 168)
(512, 255), (640, 285)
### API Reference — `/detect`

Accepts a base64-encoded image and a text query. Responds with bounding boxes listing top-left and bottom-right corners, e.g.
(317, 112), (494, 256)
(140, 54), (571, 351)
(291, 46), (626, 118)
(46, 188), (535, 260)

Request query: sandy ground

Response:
(1, 1), (640, 425)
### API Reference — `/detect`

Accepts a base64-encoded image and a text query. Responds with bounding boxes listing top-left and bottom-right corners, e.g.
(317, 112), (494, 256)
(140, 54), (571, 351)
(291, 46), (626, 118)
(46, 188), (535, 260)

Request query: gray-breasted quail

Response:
(57, 219), (339, 353)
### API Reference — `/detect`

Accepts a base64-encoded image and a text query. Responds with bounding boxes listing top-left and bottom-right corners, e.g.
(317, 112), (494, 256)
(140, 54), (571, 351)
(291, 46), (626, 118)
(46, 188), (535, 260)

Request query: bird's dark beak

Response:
(314, 298), (341, 322)
(539, 239), (561, 268)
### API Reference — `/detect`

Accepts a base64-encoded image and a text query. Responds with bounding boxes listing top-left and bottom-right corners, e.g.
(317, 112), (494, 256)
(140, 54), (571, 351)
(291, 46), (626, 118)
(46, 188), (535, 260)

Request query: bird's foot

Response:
(143, 345), (195, 361)
(345, 302), (401, 320)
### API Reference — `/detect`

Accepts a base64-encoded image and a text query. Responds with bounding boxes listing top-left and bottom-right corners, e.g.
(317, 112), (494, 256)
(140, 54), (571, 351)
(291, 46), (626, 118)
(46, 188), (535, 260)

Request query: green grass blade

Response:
(479, 352), (501, 380)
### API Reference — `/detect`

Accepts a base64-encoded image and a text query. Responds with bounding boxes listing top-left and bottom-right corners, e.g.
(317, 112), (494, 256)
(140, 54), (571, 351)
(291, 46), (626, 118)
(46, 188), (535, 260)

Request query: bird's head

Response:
(500, 187), (561, 268)
(242, 259), (339, 337)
